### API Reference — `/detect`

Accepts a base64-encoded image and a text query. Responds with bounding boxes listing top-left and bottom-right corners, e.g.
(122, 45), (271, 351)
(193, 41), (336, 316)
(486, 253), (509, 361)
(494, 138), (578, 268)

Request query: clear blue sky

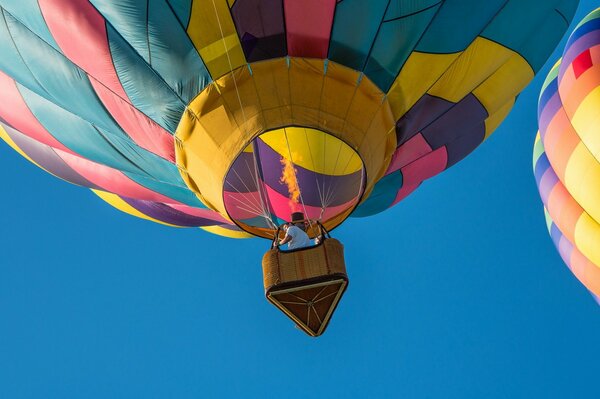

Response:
(1, 3), (600, 398)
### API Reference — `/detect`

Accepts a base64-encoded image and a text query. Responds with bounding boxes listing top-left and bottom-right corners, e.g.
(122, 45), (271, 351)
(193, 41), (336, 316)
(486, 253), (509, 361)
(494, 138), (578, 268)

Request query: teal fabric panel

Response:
(328, 0), (389, 71)
(166, 0), (193, 28)
(122, 171), (206, 208)
(0, 1), (60, 51)
(90, 0), (210, 104)
(351, 171), (403, 217)
(482, 0), (578, 71)
(107, 25), (185, 133)
(0, 10), (48, 95)
(416, 0), (507, 53)
(364, 1), (441, 91)
(2, 11), (129, 139)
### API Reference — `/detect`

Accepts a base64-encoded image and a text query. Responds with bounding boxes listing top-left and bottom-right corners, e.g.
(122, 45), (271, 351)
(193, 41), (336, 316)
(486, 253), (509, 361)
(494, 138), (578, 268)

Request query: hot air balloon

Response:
(0, 0), (577, 335)
(535, 7), (600, 304)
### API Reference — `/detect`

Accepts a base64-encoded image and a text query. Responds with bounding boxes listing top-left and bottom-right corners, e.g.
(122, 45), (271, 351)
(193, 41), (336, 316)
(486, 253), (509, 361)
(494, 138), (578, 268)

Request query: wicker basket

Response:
(262, 239), (348, 337)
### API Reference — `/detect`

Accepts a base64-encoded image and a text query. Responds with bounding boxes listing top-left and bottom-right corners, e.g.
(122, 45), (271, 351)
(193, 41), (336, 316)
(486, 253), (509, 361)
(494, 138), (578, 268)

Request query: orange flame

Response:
(280, 156), (302, 212)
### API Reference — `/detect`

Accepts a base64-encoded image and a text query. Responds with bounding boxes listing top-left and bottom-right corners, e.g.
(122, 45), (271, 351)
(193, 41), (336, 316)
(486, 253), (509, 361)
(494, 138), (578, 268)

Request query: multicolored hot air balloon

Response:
(0, 0), (577, 240)
(534, 7), (600, 304)
(0, 1), (578, 333)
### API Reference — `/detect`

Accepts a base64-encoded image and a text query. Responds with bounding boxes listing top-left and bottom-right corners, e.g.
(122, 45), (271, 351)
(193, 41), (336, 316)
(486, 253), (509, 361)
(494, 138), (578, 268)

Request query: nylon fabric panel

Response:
(166, 0), (192, 28)
(416, 0), (507, 53)
(0, 11), (130, 139)
(107, 25), (186, 133)
(363, 1), (441, 92)
(481, 0), (578, 71)
(258, 127), (363, 175)
(284, 0), (336, 58)
(90, 0), (210, 103)
(0, 71), (71, 153)
(38, 0), (176, 162)
(0, 9), (52, 96)
(187, 0), (246, 79)
(328, 0), (389, 71)
(92, 189), (178, 227)
(230, 0), (286, 62)
(0, 0), (60, 50)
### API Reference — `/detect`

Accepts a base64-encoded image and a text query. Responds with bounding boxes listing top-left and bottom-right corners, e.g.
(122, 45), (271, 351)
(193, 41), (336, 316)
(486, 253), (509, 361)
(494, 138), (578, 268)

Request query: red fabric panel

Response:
(572, 49), (593, 79)
(284, 0), (336, 58)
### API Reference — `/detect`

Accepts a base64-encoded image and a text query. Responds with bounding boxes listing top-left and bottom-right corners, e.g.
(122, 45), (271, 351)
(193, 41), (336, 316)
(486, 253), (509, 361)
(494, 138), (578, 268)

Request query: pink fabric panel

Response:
(57, 149), (178, 204)
(386, 133), (433, 174)
(391, 147), (448, 206)
(224, 190), (267, 220)
(0, 71), (72, 153)
(263, 184), (358, 222)
(284, 0), (336, 58)
(89, 80), (175, 162)
(39, 0), (175, 162)
(169, 203), (230, 224)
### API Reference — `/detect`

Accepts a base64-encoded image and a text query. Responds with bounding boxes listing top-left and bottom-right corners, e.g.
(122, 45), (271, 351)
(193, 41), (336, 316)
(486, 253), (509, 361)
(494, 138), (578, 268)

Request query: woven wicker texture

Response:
(262, 239), (346, 290)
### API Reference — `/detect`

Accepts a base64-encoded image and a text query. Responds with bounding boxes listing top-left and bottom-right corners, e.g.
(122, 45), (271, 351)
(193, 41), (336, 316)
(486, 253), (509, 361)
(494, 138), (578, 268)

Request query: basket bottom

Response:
(266, 274), (348, 337)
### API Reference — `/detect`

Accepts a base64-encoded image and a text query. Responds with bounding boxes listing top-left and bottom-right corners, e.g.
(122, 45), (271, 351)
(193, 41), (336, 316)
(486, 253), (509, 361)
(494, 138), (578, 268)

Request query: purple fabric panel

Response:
(231, 0), (287, 62)
(538, 91), (562, 141)
(224, 152), (259, 193)
(557, 234), (575, 272)
(396, 95), (453, 146)
(560, 31), (600, 80)
(420, 94), (487, 167)
(538, 168), (559, 206)
(2, 123), (99, 189)
(253, 138), (364, 207)
(122, 198), (222, 227)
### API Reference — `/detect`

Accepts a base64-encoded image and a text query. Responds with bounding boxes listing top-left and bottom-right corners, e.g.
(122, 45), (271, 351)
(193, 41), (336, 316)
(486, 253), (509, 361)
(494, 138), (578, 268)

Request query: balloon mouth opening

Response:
(222, 126), (366, 238)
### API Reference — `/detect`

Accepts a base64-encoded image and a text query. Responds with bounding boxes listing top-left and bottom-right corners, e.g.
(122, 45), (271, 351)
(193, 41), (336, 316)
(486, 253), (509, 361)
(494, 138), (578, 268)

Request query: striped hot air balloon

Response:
(534, 7), (600, 304)
(0, 0), (577, 239)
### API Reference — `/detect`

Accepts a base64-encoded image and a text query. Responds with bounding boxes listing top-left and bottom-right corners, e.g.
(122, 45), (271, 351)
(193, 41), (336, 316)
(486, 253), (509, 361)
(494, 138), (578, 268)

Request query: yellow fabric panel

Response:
(227, 0), (236, 6)
(0, 126), (41, 167)
(91, 189), (178, 227)
(259, 127), (363, 175)
(483, 100), (514, 139)
(201, 225), (254, 238)
(472, 53), (532, 117)
(176, 58), (396, 238)
(187, 0), (246, 79)
(429, 37), (515, 103)
(387, 51), (459, 120)
(574, 212), (600, 267)
(565, 141), (600, 225)
(570, 86), (600, 161)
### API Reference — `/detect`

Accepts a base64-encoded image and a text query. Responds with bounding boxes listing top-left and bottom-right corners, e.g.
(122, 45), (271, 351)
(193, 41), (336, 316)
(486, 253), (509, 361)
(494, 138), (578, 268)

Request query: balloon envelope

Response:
(0, 0), (577, 238)
(534, 7), (600, 301)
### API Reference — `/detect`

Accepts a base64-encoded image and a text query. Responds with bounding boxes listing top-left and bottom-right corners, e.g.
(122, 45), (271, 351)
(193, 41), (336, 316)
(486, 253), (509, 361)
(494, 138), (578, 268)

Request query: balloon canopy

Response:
(0, 0), (577, 239)
(534, 7), (600, 302)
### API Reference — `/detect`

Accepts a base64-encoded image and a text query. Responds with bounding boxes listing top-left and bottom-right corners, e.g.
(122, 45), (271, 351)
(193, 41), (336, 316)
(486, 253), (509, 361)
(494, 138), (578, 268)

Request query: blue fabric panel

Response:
(91, 0), (210, 104)
(482, 0), (578, 72)
(416, 0), (506, 53)
(351, 171), (403, 217)
(0, 1), (60, 51)
(2, 12), (131, 139)
(364, 2), (440, 91)
(567, 12), (600, 46)
(534, 153), (551, 186)
(107, 25), (185, 133)
(166, 0), (193, 28)
(328, 0), (389, 71)
(538, 78), (558, 117)
(0, 10), (48, 95)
